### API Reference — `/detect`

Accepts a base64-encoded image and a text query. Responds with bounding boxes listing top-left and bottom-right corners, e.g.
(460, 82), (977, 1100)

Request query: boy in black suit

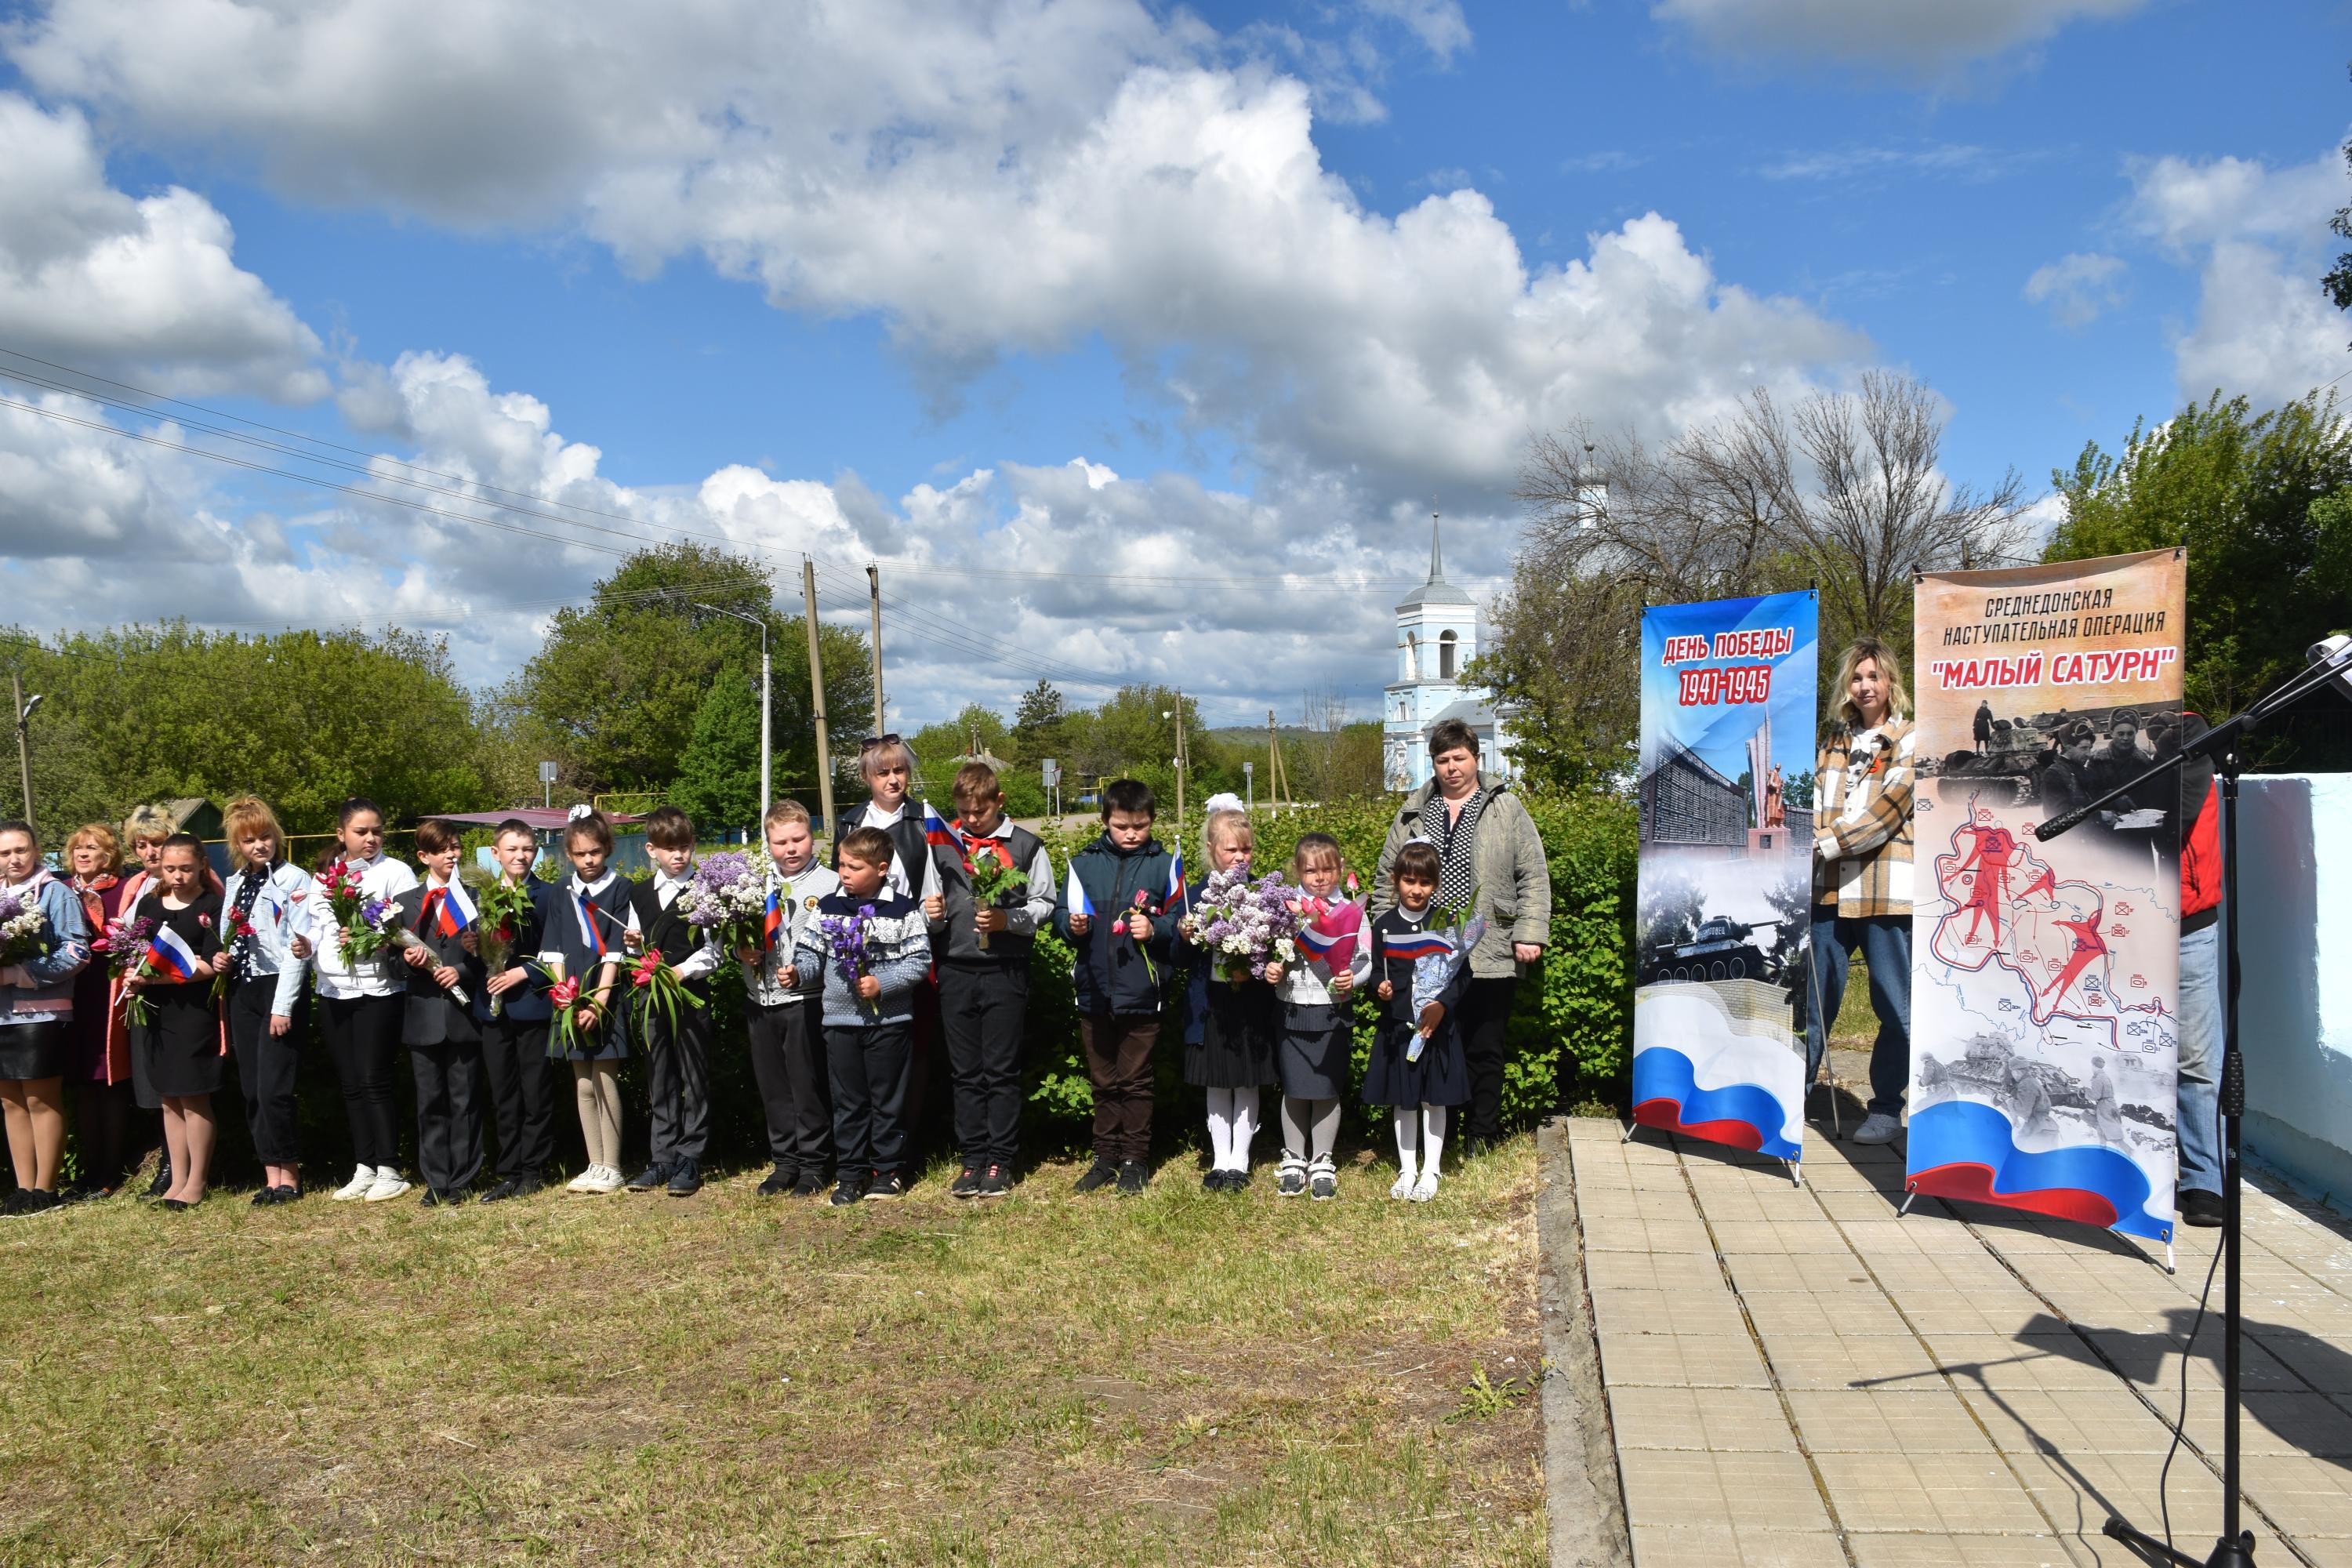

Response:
(397, 818), (489, 1206)
(626, 806), (720, 1196)
(477, 818), (559, 1201)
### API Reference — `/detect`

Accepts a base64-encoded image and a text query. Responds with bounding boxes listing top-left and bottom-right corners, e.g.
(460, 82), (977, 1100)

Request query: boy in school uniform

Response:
(477, 819), (560, 1201)
(624, 807), (722, 1196)
(397, 818), (489, 1206)
(1054, 778), (1181, 1196)
(927, 760), (1056, 1198)
(738, 800), (840, 1198)
(793, 824), (931, 1206)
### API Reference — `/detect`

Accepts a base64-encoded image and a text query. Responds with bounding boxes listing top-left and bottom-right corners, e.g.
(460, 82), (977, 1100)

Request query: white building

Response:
(1382, 521), (1519, 792)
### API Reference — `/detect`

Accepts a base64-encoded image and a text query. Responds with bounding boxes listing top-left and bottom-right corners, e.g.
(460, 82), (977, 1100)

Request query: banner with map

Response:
(1907, 548), (2187, 1242)
(1632, 590), (1818, 1161)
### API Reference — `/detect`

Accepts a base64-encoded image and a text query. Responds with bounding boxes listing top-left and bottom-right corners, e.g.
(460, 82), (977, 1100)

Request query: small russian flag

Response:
(921, 799), (962, 850)
(762, 884), (784, 949)
(1299, 899), (1363, 971)
(1381, 929), (1454, 964)
(1165, 846), (1185, 905)
(432, 880), (479, 938)
(147, 924), (203, 981)
(574, 890), (608, 958)
(1064, 859), (1094, 919)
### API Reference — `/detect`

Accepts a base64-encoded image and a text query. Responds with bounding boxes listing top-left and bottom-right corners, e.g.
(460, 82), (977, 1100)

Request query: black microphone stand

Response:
(2035, 646), (2350, 1568)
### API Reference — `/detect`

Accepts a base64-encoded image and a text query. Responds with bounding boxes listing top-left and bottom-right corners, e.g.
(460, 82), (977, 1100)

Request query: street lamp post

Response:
(12, 676), (40, 829)
(694, 603), (771, 831)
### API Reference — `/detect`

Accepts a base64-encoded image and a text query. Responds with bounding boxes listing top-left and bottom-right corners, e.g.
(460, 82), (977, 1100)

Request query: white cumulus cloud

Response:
(2024, 251), (2128, 329)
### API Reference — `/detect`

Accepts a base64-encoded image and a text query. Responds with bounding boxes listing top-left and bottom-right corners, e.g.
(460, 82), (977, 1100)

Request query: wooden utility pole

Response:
(1173, 687), (1187, 846)
(802, 558), (836, 838)
(1266, 708), (1294, 815)
(866, 564), (885, 736)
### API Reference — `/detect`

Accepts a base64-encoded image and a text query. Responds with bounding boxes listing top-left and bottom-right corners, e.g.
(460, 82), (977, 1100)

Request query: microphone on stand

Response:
(2307, 633), (2352, 704)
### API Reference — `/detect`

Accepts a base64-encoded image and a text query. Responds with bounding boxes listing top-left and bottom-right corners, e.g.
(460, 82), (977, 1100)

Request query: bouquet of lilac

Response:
(816, 904), (878, 1014)
(681, 851), (771, 953)
(1179, 866), (1300, 982)
(0, 887), (50, 969)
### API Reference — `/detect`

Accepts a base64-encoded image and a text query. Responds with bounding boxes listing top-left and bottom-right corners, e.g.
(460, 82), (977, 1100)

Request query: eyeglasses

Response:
(858, 733), (903, 753)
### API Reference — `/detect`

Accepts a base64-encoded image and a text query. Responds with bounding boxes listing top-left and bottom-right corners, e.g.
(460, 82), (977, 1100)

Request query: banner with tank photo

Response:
(1907, 548), (2187, 1243)
(1632, 590), (1819, 1162)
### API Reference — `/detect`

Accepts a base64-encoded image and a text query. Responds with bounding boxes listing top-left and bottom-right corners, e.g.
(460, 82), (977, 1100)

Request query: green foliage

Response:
(518, 543), (872, 798)
(1468, 572), (1642, 793)
(1009, 679), (1067, 766)
(670, 667), (763, 837)
(2048, 390), (2352, 769)
(1, 622), (491, 842)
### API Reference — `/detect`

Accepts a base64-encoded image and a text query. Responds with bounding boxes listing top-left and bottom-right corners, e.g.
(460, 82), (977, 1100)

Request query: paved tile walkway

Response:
(1563, 1116), (2352, 1567)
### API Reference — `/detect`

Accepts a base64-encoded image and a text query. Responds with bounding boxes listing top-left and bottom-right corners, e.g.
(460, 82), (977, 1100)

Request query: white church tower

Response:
(1382, 519), (1517, 792)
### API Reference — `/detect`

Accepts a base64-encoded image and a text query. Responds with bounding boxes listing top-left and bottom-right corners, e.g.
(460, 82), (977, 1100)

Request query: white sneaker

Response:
(565, 1167), (598, 1192)
(332, 1165), (377, 1201)
(587, 1164), (625, 1194)
(1389, 1168), (1417, 1200)
(1410, 1171), (1440, 1203)
(1851, 1112), (1902, 1145)
(363, 1171), (412, 1202)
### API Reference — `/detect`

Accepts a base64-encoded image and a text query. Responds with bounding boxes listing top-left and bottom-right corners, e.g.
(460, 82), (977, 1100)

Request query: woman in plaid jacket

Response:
(1809, 637), (1917, 1145)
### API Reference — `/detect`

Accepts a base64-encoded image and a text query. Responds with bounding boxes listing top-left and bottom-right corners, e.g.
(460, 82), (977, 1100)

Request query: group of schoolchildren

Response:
(0, 734), (1475, 1215)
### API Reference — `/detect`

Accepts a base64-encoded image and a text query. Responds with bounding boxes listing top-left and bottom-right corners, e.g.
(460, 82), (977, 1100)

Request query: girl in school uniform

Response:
(1274, 833), (1370, 1200)
(548, 810), (633, 1194)
(63, 824), (136, 1195)
(1180, 800), (1278, 1191)
(218, 797), (314, 1206)
(1364, 839), (1469, 1203)
(125, 833), (223, 1210)
(1, 818), (91, 1214)
(292, 797), (419, 1203)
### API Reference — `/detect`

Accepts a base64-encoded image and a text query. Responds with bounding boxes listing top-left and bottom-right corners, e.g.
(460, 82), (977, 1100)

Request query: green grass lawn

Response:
(0, 1142), (1546, 1567)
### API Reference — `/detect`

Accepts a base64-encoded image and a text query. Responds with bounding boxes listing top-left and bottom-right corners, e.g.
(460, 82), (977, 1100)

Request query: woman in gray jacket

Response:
(1370, 718), (1550, 1152)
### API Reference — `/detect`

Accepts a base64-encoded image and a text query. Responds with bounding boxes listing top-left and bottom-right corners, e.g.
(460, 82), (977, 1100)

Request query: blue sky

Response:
(1, 0), (2347, 728)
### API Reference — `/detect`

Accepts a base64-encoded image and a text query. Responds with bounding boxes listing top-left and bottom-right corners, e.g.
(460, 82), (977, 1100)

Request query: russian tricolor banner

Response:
(147, 924), (203, 981)
(1064, 859), (1094, 920)
(434, 880), (479, 938)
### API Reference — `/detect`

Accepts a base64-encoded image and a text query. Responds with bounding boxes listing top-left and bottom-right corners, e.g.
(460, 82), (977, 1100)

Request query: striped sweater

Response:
(1813, 719), (1917, 917)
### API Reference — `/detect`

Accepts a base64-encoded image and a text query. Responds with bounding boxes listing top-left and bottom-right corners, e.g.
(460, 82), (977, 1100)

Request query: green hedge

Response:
(58, 790), (1638, 1185)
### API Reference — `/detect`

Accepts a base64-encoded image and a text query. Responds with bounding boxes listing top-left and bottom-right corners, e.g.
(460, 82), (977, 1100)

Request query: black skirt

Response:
(137, 983), (226, 1098)
(1362, 1015), (1468, 1110)
(1183, 977), (1278, 1088)
(1276, 1000), (1352, 1101)
(0, 1018), (71, 1080)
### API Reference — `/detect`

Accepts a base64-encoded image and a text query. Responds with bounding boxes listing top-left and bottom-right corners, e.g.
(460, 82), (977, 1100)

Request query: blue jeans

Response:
(2175, 922), (2222, 1196)
(1806, 907), (1911, 1117)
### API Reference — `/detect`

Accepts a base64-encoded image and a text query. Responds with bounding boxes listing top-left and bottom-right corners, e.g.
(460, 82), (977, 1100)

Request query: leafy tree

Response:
(2048, 390), (2352, 770)
(518, 543), (872, 800)
(2327, 67), (2352, 343)
(2, 622), (491, 844)
(670, 667), (764, 836)
(1009, 679), (1066, 765)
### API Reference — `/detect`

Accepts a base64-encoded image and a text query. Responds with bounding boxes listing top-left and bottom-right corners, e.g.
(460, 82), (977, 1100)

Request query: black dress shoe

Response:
(478, 1179), (520, 1203)
(625, 1162), (673, 1193)
(666, 1160), (702, 1197)
(147, 1159), (173, 1198)
(2180, 1188), (2224, 1229)
(757, 1163), (798, 1196)
(791, 1171), (826, 1199)
(510, 1175), (545, 1196)
(161, 1197), (191, 1211)
(1073, 1160), (1119, 1194)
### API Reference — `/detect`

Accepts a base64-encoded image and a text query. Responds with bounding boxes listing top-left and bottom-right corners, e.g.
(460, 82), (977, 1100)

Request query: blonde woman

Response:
(63, 824), (136, 1192)
(119, 804), (183, 1196)
(218, 797), (314, 1205)
(1809, 637), (1918, 1145)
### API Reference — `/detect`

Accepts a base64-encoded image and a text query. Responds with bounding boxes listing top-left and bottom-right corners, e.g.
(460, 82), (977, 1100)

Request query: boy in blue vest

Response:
(930, 761), (1057, 1198)
(1053, 779), (1179, 1195)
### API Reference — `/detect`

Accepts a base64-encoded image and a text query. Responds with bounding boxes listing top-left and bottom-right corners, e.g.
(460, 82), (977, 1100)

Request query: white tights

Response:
(1205, 1086), (1261, 1172)
(1392, 1102), (1449, 1181)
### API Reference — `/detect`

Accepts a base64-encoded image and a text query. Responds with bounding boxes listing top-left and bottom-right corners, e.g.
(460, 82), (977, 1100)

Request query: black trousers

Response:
(411, 1037), (485, 1194)
(227, 976), (301, 1166)
(643, 989), (713, 1168)
(480, 1013), (561, 1181)
(827, 1022), (913, 1178)
(938, 960), (1027, 1170)
(71, 1077), (136, 1191)
(321, 994), (405, 1170)
(747, 1002), (830, 1171)
(1455, 975), (1523, 1144)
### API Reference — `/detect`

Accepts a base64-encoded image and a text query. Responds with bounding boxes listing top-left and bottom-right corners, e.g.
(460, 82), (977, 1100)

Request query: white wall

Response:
(2238, 774), (2352, 1205)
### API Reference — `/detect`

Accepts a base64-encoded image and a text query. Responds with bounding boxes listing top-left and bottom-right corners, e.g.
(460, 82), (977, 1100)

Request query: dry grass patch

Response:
(0, 1138), (1546, 1566)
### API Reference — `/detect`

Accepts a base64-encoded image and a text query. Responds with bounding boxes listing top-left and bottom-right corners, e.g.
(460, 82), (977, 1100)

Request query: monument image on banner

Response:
(1632, 590), (1819, 1162)
(1907, 547), (2187, 1242)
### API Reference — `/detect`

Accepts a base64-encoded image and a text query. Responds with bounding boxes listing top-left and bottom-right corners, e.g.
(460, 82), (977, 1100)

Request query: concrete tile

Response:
(2248, 1328), (2352, 1394)
(1581, 1185), (1704, 1220)
(1886, 1286), (2053, 1338)
(1847, 1534), (2075, 1567)
(1584, 1217), (1716, 1254)
(1629, 1524), (1848, 1567)
(2241, 1451), (2352, 1537)
(1584, 1250), (1726, 1294)
(1711, 1221), (1857, 1256)
(2187, 1392), (2352, 1457)
(1609, 1385), (1795, 1451)
(2082, 1330), (2305, 1396)
(1600, 1330), (1773, 1389)
(1592, 1286), (1749, 1338)
(1617, 1448), (1833, 1530)
(1958, 1387), (2192, 1457)
(1783, 1388), (1996, 1454)
(2009, 1449), (2227, 1542)
(1813, 1189), (1911, 1223)
(1725, 1254), (1883, 1294)
(1744, 1290), (1915, 1338)
(1836, 1218), (1946, 1255)
(1812, 1449), (2050, 1534)
(1762, 1332), (1942, 1392)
